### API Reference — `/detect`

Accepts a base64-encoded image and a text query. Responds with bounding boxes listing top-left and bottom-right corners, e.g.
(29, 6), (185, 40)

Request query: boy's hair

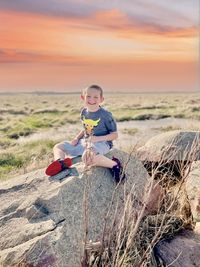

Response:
(83, 85), (103, 97)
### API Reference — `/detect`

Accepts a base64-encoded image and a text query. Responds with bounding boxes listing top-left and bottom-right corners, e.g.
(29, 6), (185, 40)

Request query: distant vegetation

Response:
(0, 93), (200, 179)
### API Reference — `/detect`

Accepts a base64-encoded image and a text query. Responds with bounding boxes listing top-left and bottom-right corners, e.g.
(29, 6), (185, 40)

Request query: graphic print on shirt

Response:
(82, 116), (100, 135)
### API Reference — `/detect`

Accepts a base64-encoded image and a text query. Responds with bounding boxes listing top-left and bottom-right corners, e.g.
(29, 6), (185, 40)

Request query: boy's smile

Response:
(81, 88), (104, 112)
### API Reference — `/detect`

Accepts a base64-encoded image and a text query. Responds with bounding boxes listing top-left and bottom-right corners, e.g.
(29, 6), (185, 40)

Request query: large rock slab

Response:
(137, 131), (200, 162)
(186, 161), (200, 222)
(155, 228), (200, 267)
(0, 149), (150, 267)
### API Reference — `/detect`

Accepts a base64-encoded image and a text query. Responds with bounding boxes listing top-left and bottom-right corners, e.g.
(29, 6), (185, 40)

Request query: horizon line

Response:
(0, 90), (199, 95)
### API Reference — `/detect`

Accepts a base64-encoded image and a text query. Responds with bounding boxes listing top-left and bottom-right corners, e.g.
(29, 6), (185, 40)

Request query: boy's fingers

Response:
(82, 148), (95, 166)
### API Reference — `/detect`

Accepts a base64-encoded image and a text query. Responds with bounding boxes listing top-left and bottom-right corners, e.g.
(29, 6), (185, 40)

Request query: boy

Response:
(46, 85), (124, 183)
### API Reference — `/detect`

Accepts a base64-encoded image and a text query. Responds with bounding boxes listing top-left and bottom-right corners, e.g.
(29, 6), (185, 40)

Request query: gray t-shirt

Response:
(81, 107), (117, 147)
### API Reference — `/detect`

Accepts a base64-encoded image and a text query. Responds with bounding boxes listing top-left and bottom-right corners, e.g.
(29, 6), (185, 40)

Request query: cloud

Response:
(122, 0), (198, 26)
(0, 3), (198, 65)
(0, 0), (198, 30)
(91, 9), (198, 38)
(0, 48), (88, 65)
(0, 0), (96, 18)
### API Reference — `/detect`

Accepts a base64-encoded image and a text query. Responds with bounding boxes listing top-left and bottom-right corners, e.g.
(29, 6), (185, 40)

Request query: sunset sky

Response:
(0, 0), (199, 93)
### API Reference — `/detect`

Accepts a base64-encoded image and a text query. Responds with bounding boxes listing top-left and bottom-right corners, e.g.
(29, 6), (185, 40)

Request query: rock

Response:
(186, 161), (200, 222)
(195, 222), (200, 232)
(0, 149), (150, 267)
(137, 131), (200, 162)
(155, 229), (200, 267)
(168, 182), (193, 225)
(144, 182), (164, 215)
(137, 131), (200, 177)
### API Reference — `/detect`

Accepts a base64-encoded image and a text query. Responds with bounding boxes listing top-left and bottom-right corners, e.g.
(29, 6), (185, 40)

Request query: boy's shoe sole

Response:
(45, 158), (72, 176)
(49, 169), (71, 181)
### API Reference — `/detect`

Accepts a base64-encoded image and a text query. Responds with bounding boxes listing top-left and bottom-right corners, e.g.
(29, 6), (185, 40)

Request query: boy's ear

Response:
(101, 96), (104, 103)
(81, 94), (84, 100)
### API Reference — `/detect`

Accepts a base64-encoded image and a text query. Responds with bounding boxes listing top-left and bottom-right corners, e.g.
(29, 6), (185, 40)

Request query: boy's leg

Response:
(46, 141), (84, 176)
(82, 141), (114, 167)
(82, 149), (116, 168)
(53, 141), (85, 160)
(89, 154), (125, 183)
(83, 141), (125, 183)
(91, 154), (116, 168)
(53, 143), (66, 160)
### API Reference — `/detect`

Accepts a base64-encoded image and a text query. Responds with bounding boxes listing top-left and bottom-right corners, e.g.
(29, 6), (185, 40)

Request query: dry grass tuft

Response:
(81, 139), (199, 267)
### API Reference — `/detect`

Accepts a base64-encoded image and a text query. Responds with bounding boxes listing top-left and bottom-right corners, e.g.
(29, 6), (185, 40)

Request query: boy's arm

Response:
(91, 132), (118, 143)
(74, 130), (85, 141)
(71, 130), (85, 146)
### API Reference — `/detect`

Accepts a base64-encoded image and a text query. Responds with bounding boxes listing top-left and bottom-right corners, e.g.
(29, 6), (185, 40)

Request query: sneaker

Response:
(110, 157), (125, 183)
(45, 158), (72, 176)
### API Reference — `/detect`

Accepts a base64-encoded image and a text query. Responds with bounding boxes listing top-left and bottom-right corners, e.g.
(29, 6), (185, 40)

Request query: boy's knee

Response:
(53, 143), (65, 152)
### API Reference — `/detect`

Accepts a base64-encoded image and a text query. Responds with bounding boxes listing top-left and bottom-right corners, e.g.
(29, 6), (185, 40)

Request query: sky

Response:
(0, 0), (199, 93)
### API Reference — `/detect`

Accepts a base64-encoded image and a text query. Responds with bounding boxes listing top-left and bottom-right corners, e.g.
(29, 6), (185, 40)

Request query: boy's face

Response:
(81, 88), (104, 111)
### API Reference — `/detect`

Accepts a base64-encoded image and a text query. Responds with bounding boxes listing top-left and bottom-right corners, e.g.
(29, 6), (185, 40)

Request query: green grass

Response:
(5, 112), (79, 139)
(0, 138), (13, 149)
(0, 153), (24, 167)
(0, 153), (25, 179)
(0, 139), (56, 180)
(112, 106), (179, 121)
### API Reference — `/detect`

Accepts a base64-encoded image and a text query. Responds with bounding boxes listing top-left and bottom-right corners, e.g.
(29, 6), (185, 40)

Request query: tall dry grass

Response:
(81, 136), (199, 267)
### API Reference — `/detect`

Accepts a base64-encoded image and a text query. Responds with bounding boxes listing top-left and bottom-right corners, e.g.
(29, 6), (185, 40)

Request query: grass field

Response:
(0, 92), (200, 180)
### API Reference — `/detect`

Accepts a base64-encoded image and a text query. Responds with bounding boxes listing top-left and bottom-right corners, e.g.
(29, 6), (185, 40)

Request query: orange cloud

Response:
(0, 48), (89, 65)
(0, 9), (198, 64)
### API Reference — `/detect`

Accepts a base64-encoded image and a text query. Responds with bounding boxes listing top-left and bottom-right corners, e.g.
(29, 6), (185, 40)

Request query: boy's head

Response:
(81, 85), (104, 111)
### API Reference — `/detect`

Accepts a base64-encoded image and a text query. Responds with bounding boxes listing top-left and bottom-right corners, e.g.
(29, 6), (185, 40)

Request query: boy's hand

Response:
(70, 138), (79, 146)
(82, 148), (95, 166)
